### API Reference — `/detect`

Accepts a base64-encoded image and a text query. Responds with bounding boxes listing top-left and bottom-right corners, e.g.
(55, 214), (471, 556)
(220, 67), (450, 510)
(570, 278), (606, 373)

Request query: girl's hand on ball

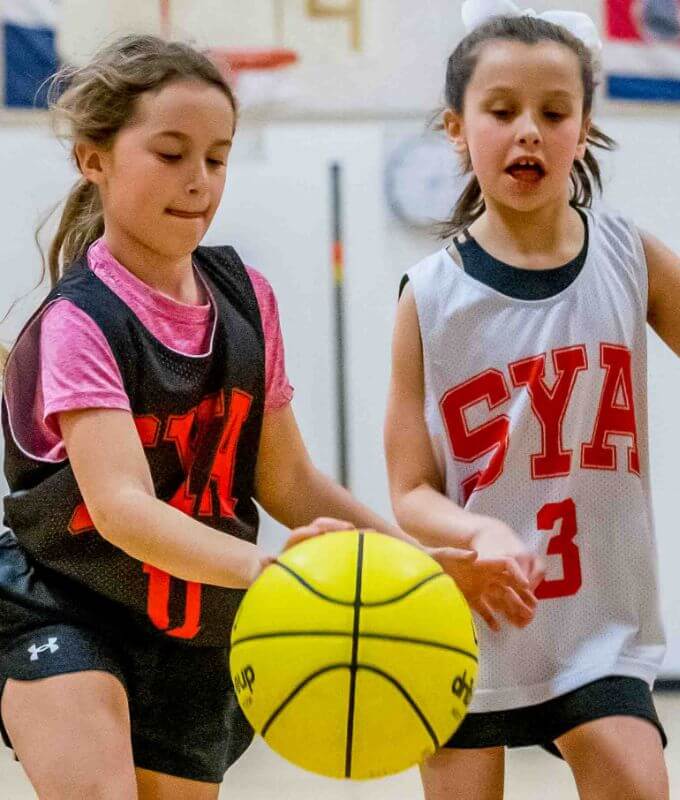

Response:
(283, 517), (354, 550)
(251, 518), (354, 582)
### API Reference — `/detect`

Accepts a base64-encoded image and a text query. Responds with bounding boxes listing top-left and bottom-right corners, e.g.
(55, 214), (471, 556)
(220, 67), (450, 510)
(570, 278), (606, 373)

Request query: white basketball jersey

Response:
(407, 208), (665, 712)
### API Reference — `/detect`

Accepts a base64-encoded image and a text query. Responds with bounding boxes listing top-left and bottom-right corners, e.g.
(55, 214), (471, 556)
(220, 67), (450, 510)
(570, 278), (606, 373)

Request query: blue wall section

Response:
(4, 22), (58, 108)
(607, 74), (680, 102)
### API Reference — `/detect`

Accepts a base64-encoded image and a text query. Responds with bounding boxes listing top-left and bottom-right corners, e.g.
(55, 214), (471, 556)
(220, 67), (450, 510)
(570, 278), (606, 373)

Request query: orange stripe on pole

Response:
(333, 241), (344, 284)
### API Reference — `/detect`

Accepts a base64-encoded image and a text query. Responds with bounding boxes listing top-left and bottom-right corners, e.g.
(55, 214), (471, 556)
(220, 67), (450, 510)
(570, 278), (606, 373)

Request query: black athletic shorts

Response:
(446, 675), (667, 758)
(0, 531), (253, 783)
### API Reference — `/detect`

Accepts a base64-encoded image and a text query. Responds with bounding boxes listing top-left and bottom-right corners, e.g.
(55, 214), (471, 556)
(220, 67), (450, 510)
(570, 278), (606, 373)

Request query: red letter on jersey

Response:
(581, 344), (640, 475)
(510, 346), (588, 479)
(143, 563), (202, 639)
(198, 389), (252, 517)
(440, 370), (511, 503)
(163, 394), (222, 515)
(164, 389), (252, 517)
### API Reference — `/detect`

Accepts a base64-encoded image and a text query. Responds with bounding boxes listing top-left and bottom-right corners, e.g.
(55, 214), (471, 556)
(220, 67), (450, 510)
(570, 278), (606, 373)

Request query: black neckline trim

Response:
(452, 208), (589, 300)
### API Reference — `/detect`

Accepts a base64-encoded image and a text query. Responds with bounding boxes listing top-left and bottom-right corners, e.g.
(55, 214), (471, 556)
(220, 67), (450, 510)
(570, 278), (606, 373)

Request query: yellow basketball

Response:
(229, 529), (478, 780)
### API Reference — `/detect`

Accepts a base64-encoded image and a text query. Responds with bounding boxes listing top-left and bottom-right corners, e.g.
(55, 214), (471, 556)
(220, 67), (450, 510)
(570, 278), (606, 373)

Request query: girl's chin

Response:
(160, 221), (207, 243)
(484, 184), (569, 214)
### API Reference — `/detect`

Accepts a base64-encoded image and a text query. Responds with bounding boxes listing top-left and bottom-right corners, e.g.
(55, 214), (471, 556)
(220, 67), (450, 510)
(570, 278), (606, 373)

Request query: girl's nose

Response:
(186, 161), (209, 193)
(518, 133), (541, 145)
(516, 112), (541, 146)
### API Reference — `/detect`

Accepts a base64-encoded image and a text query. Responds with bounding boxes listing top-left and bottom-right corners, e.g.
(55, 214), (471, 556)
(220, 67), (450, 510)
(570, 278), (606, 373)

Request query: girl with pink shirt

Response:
(0, 35), (537, 799)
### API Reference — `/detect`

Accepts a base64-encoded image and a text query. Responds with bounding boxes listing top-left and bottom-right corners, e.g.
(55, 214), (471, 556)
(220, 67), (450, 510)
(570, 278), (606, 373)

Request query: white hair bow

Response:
(461, 0), (602, 55)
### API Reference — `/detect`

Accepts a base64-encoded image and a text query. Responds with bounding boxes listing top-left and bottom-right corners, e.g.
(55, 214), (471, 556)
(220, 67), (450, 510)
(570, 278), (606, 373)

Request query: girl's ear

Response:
(74, 141), (107, 186)
(443, 109), (468, 155)
(575, 115), (591, 161)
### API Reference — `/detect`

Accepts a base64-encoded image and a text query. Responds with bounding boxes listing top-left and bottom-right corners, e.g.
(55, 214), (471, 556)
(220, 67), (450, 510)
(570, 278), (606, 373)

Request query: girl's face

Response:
(84, 79), (235, 260)
(445, 40), (590, 215)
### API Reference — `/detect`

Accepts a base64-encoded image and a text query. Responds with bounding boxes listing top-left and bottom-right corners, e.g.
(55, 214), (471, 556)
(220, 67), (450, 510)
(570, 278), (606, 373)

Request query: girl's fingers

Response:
(308, 517), (354, 532)
(482, 583), (534, 627)
(282, 517), (354, 550)
(473, 598), (500, 632)
(498, 586), (536, 625)
(503, 567), (538, 608)
(282, 530), (316, 549)
(432, 547), (478, 567)
(516, 553), (546, 590)
(475, 556), (532, 597)
(499, 558), (533, 595)
(527, 556), (547, 590)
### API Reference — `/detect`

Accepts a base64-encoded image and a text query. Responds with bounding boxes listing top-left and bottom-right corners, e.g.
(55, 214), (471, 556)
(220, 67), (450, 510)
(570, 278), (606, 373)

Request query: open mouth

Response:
(505, 159), (546, 183)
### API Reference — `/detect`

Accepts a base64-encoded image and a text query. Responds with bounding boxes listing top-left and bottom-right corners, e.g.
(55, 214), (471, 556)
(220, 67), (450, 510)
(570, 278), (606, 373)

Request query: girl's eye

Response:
(159, 153), (181, 161)
(491, 109), (511, 119)
(544, 111), (565, 121)
(207, 158), (225, 166)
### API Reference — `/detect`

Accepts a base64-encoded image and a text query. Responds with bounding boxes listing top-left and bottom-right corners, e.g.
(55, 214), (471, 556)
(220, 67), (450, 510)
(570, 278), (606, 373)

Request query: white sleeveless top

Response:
(407, 208), (665, 712)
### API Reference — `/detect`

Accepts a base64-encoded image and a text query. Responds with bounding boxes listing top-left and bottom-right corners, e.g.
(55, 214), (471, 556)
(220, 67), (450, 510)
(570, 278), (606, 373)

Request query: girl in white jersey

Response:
(385, 1), (680, 797)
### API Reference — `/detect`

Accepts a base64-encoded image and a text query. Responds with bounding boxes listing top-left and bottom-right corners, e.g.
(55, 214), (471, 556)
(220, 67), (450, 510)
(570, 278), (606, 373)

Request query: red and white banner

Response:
(605, 0), (680, 100)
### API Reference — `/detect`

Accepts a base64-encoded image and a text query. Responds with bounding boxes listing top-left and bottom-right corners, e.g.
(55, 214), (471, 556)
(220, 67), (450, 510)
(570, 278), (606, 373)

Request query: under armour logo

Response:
(28, 637), (59, 661)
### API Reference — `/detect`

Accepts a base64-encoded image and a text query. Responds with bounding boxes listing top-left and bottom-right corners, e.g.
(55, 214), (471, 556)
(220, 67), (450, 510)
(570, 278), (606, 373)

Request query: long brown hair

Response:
(440, 15), (616, 238)
(1, 34), (236, 369)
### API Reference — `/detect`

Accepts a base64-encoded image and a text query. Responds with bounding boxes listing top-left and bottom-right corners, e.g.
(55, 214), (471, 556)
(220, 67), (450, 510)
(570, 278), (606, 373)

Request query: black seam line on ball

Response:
(230, 631), (478, 662)
(345, 531), (365, 778)
(271, 561), (445, 606)
(359, 664), (440, 750)
(261, 663), (351, 738)
(259, 664), (440, 762)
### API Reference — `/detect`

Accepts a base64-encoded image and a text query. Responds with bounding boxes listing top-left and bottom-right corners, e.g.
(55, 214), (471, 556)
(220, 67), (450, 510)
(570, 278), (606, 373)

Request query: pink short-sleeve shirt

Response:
(4, 239), (294, 462)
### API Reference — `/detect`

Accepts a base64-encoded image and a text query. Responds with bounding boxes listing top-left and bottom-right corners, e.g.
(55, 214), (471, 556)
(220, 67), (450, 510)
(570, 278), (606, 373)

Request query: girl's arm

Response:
(642, 231), (680, 356)
(384, 285), (542, 629)
(60, 407), (269, 588)
(255, 402), (405, 537)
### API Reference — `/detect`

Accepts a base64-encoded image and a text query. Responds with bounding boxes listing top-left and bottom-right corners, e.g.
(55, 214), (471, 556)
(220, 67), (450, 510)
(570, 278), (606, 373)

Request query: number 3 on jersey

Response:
(535, 497), (581, 600)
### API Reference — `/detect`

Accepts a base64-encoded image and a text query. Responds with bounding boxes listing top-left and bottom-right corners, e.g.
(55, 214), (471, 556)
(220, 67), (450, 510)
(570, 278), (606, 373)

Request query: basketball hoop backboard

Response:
(58, 1), (299, 109)
(56, 1), (446, 117)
